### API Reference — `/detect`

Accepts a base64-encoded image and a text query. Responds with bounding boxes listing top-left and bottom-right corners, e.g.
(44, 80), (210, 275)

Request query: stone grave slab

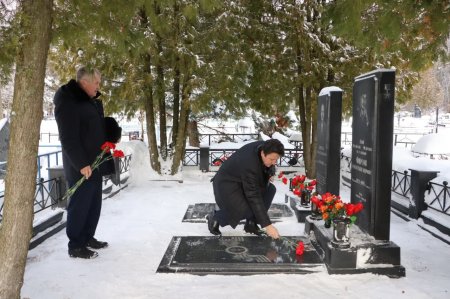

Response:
(286, 193), (311, 222)
(182, 203), (293, 223)
(305, 216), (405, 277)
(157, 236), (324, 275)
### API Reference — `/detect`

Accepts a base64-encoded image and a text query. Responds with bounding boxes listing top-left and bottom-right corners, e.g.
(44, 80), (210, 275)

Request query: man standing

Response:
(208, 139), (284, 239)
(54, 66), (109, 259)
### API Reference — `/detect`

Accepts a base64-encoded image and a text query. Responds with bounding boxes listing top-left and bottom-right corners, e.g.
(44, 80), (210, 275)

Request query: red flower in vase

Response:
(312, 192), (364, 224)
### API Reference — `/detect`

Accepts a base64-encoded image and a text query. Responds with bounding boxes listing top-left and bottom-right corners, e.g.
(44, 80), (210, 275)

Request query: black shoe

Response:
(206, 213), (221, 236)
(87, 237), (109, 249)
(244, 219), (262, 235)
(68, 247), (98, 259)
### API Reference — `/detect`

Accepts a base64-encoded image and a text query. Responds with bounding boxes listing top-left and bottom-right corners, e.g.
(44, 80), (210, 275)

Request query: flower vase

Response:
(331, 217), (351, 248)
(300, 190), (311, 206)
(324, 218), (331, 228)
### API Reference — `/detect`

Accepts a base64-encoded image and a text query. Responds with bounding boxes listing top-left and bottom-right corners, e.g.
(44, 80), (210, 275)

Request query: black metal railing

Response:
(427, 181), (450, 216)
(198, 133), (260, 146)
(33, 177), (62, 214)
(183, 149), (200, 166)
(391, 170), (411, 197)
(37, 150), (63, 179)
(0, 154), (132, 223)
(183, 148), (304, 168)
(0, 177), (62, 223)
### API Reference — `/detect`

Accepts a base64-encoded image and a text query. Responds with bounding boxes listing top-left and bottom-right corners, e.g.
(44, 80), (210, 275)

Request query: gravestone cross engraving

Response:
(316, 87), (343, 196)
(351, 69), (395, 240)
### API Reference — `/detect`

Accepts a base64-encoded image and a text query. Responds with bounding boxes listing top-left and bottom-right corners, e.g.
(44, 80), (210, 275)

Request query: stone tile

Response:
(182, 203), (293, 223)
(157, 236), (324, 275)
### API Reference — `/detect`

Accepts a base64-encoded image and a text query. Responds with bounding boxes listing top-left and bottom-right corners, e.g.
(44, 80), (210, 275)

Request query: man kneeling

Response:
(208, 139), (284, 239)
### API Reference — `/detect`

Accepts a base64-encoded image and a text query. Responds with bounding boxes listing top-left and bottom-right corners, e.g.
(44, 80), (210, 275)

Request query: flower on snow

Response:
(296, 241), (304, 256)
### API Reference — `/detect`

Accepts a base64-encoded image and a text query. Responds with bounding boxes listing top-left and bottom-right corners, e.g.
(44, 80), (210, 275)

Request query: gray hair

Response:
(76, 66), (101, 82)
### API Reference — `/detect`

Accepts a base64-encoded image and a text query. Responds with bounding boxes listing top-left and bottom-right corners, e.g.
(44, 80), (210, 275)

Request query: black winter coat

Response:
(54, 79), (107, 182)
(213, 141), (275, 228)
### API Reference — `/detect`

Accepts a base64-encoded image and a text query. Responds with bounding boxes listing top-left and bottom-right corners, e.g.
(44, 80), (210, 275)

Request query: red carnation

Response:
(101, 141), (116, 151)
(113, 150), (125, 158)
(282, 177), (288, 185)
(354, 202), (364, 213)
(296, 241), (304, 256)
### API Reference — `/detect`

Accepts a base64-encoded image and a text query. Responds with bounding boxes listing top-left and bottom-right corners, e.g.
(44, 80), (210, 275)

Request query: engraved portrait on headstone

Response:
(351, 69), (395, 240)
(357, 94), (370, 127)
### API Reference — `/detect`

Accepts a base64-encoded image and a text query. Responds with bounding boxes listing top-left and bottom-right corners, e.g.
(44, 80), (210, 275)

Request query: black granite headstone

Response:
(182, 203), (293, 223)
(305, 216), (405, 277)
(199, 146), (209, 172)
(408, 169), (439, 219)
(157, 236), (323, 274)
(351, 69), (395, 240)
(316, 87), (343, 195)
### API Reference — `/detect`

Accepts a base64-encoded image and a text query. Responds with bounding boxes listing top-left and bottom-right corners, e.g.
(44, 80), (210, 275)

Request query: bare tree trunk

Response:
(0, 1), (52, 298)
(156, 53), (167, 160)
(0, 83), (3, 118)
(171, 1), (180, 147)
(172, 57), (180, 147)
(154, 2), (167, 161)
(171, 78), (191, 175)
(143, 53), (161, 173)
(309, 90), (318, 178)
(188, 120), (200, 147)
(303, 86), (313, 177)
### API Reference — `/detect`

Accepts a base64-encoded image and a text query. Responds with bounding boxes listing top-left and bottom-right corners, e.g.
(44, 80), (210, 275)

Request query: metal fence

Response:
(183, 148), (304, 168)
(199, 133), (260, 146)
(37, 150), (63, 179)
(427, 181), (450, 215)
(391, 170), (411, 197)
(0, 154), (132, 223)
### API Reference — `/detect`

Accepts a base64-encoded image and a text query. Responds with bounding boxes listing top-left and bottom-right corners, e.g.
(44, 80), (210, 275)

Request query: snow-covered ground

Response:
(20, 140), (450, 299)
(1, 114), (450, 298)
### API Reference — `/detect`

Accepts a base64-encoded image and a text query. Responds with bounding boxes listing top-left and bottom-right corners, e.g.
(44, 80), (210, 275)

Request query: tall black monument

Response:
(351, 69), (395, 240)
(316, 87), (343, 196)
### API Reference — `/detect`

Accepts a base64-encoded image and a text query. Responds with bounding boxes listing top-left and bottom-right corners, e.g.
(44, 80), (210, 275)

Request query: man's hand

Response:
(80, 165), (92, 179)
(264, 224), (280, 239)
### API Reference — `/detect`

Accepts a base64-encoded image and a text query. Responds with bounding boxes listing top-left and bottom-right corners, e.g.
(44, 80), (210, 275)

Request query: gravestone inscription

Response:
(316, 87), (343, 196)
(351, 69), (395, 240)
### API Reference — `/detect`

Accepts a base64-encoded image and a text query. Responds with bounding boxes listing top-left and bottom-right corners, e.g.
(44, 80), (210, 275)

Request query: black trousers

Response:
(66, 172), (103, 250)
(214, 183), (276, 227)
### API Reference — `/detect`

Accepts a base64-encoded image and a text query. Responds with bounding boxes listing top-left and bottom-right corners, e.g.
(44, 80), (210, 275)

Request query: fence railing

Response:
(37, 150), (63, 179)
(183, 148), (304, 168)
(391, 170), (411, 197)
(199, 133), (260, 146)
(0, 154), (132, 223)
(427, 181), (450, 215)
(38, 130), (432, 148)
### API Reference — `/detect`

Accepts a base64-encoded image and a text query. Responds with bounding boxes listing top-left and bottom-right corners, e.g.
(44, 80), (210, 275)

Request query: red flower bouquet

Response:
(63, 142), (124, 200)
(311, 192), (364, 224)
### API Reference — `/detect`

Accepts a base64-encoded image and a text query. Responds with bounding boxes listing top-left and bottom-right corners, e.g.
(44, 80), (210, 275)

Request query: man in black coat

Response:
(208, 139), (284, 239)
(54, 66), (117, 259)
